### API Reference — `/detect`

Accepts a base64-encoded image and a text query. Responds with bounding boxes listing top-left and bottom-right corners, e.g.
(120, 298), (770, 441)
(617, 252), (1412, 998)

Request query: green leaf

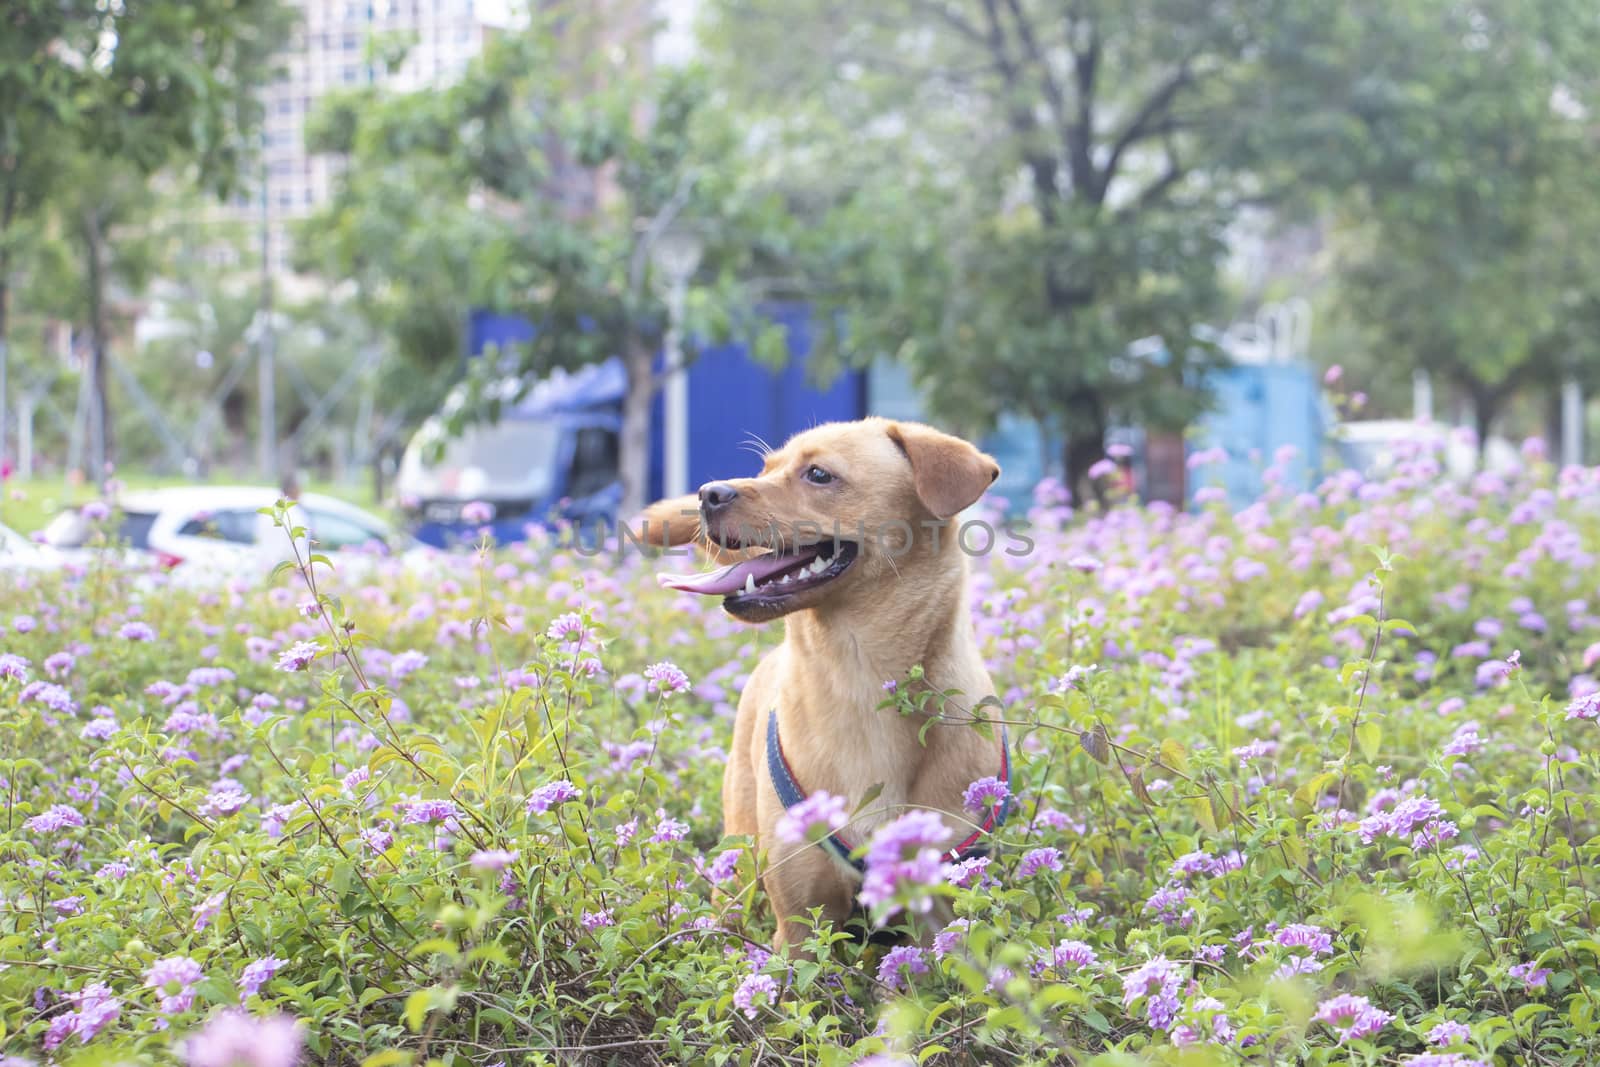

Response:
(1356, 721), (1382, 759)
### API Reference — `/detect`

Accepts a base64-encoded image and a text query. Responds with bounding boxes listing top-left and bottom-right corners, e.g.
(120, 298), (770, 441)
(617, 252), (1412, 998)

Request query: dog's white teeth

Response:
(780, 574), (791, 584)
(744, 573), (756, 595)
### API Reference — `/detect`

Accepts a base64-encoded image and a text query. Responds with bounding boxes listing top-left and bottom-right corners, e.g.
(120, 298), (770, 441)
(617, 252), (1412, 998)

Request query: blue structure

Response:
(652, 302), (866, 492)
(400, 304), (866, 546)
(1184, 361), (1328, 506)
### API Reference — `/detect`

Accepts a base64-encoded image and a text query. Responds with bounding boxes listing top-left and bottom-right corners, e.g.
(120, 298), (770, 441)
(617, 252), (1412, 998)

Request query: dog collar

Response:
(765, 710), (1013, 875)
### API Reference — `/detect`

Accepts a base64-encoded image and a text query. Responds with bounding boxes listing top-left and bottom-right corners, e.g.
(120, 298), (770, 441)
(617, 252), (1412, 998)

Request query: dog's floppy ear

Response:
(886, 421), (1001, 519)
(623, 494), (703, 550)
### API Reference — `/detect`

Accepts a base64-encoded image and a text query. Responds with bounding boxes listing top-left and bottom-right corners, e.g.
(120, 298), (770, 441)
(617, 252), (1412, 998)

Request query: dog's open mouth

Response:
(658, 540), (859, 607)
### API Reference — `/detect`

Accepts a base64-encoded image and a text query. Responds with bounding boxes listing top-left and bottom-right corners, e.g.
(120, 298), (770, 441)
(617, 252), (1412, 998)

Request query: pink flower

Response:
(1017, 847), (1064, 878)
(525, 780), (581, 814)
(1314, 993), (1393, 1043)
(179, 1010), (304, 1067)
(275, 641), (318, 672)
(732, 973), (778, 1019)
(1509, 961), (1551, 990)
(775, 790), (848, 844)
(877, 945), (929, 991)
(858, 810), (950, 918)
(470, 849), (519, 871)
(643, 661), (690, 695)
(962, 776), (1009, 816)
(240, 956), (286, 998)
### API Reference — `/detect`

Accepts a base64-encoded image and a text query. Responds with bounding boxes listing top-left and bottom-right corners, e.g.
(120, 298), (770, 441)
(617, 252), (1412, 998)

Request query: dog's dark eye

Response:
(802, 465), (835, 486)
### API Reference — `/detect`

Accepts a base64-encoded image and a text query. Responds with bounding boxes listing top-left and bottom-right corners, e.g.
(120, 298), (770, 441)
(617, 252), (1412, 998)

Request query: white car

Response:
(0, 520), (60, 573)
(1331, 420), (1521, 481)
(40, 487), (425, 584)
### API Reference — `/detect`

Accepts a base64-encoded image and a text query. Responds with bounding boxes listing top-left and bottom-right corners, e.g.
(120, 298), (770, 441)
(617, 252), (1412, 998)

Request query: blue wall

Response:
(649, 303), (867, 497)
(1187, 362), (1326, 504)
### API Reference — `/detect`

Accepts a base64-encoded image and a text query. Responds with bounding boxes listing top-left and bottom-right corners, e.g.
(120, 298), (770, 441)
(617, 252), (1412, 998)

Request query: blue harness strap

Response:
(765, 710), (1011, 874)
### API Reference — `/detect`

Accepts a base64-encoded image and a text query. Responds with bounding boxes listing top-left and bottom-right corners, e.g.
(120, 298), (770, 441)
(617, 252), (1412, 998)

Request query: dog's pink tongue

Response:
(658, 553), (795, 596)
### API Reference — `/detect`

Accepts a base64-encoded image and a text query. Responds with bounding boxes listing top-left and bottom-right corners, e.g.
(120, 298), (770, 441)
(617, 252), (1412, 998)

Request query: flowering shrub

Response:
(3, 443), (1600, 1065)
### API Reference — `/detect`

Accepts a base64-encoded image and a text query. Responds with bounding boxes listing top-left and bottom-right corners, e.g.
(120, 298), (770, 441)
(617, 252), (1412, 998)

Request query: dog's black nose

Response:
(699, 481), (739, 513)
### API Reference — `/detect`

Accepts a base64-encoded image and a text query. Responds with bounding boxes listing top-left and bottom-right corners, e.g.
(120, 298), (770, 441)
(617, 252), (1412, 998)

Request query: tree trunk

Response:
(620, 338), (655, 519)
(1468, 385), (1499, 468)
(0, 177), (15, 468)
(1063, 397), (1108, 508)
(82, 207), (112, 480)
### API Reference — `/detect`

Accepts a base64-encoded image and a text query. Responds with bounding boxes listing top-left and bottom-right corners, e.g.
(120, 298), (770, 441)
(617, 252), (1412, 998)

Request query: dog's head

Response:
(632, 417), (999, 622)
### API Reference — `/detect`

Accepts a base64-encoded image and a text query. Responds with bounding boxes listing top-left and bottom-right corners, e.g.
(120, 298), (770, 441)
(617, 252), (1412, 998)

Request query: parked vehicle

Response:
(41, 487), (421, 582)
(0, 520), (58, 573)
(398, 305), (867, 546)
(1331, 419), (1521, 480)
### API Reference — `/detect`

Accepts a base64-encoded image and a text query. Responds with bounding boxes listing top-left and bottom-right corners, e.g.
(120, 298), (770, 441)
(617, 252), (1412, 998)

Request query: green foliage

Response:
(3, 456), (1600, 1063)
(1325, 0), (1600, 437)
(296, 2), (792, 513)
(703, 0), (1392, 489)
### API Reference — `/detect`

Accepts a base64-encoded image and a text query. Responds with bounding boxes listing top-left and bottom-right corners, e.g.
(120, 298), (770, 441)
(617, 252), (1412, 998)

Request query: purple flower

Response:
(193, 890), (226, 932)
(945, 855), (991, 888)
(858, 810), (950, 918)
(470, 849), (519, 871)
(179, 1010), (304, 1067)
(1509, 961), (1551, 990)
(581, 909), (614, 931)
(82, 500), (111, 522)
(1314, 993), (1393, 1043)
(877, 945), (929, 991)
(1273, 923), (1334, 956)
(1273, 956), (1325, 979)
(24, 682), (75, 714)
(1168, 851), (1220, 879)
(0, 652), (28, 681)
(1042, 939), (1097, 972)
(1565, 692), (1600, 721)
(119, 621), (156, 642)
(546, 612), (592, 646)
(643, 661), (690, 695)
(650, 809), (689, 843)
(932, 919), (969, 959)
(40, 982), (120, 1051)
(962, 776), (1009, 816)
(706, 848), (741, 885)
(390, 650), (428, 678)
(44, 651), (75, 676)
(525, 780), (581, 814)
(1017, 847), (1064, 878)
(240, 956), (286, 998)
(775, 790), (849, 844)
(1403, 1055), (1489, 1067)
(1121, 956), (1182, 1030)
(1142, 883), (1193, 926)
(1054, 664), (1098, 691)
(461, 500), (494, 525)
(275, 641), (318, 672)
(733, 973), (779, 1019)
(399, 798), (459, 825)
(147, 956), (205, 1015)
(1427, 1020), (1472, 1046)
(81, 718), (118, 741)
(25, 804), (85, 835)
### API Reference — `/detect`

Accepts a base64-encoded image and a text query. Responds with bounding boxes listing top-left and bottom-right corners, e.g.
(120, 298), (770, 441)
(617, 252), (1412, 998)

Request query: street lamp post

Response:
(652, 226), (703, 499)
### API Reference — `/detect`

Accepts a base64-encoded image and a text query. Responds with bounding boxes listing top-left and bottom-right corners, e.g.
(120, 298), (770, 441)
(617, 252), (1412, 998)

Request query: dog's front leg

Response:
(763, 843), (857, 956)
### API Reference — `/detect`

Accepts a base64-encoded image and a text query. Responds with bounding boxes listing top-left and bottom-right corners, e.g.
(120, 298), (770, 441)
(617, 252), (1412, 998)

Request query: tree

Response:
(299, 4), (785, 516)
(703, 0), (1417, 497)
(0, 0), (292, 477)
(1325, 0), (1600, 449)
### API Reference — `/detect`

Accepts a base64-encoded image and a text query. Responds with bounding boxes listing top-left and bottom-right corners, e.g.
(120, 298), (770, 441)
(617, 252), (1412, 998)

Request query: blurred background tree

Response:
(0, 0), (293, 479)
(297, 2), (789, 516)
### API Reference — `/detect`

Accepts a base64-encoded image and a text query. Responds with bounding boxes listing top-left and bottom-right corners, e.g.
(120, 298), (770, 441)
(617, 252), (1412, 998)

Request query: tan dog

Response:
(632, 417), (1008, 951)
